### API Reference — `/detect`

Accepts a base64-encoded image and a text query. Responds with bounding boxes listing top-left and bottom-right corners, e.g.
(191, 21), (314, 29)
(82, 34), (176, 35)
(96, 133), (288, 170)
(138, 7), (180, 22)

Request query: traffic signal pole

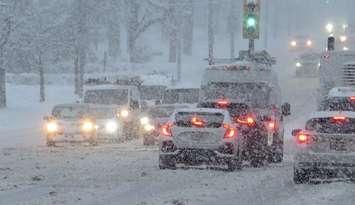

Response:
(249, 39), (255, 56)
(243, 0), (260, 58)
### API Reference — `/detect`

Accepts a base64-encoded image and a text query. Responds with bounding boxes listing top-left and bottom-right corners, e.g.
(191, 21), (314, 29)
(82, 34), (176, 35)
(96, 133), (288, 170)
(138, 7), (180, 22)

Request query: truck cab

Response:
(318, 50), (355, 105)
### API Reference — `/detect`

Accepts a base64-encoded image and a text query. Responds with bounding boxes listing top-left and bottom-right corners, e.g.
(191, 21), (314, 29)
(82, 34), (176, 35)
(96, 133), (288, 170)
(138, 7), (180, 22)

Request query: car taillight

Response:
(161, 123), (172, 137)
(350, 96), (355, 101)
(217, 99), (230, 106)
(223, 124), (236, 139)
(236, 116), (255, 126)
(268, 122), (275, 130)
(296, 133), (312, 144)
(191, 117), (205, 128)
(332, 116), (348, 124)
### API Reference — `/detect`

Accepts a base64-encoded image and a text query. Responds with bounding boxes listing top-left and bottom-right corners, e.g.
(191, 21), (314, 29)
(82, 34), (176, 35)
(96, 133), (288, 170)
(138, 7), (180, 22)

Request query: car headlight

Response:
(105, 120), (118, 133)
(140, 117), (150, 125)
(296, 62), (302, 67)
(46, 121), (58, 133)
(120, 109), (129, 118)
(290, 40), (297, 47)
(144, 124), (155, 132)
(82, 120), (95, 132)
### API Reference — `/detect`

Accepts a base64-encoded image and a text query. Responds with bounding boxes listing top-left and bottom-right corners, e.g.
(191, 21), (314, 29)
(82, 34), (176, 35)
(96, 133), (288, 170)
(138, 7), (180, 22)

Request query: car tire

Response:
(293, 167), (310, 184)
(159, 155), (176, 170)
(143, 136), (155, 146)
(250, 140), (268, 168)
(226, 159), (237, 172)
(269, 147), (283, 163)
(46, 140), (55, 147)
(88, 137), (98, 146)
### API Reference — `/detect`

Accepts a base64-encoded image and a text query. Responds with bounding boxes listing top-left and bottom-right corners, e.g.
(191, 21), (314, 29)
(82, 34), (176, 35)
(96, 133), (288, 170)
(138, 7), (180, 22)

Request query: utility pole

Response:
(0, 68), (5, 108)
(263, 0), (269, 49)
(208, 0), (215, 65)
(177, 32), (182, 82)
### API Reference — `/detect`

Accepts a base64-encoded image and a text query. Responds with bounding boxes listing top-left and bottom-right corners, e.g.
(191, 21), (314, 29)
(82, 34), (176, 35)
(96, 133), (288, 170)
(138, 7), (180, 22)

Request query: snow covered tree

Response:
(125, 0), (163, 63)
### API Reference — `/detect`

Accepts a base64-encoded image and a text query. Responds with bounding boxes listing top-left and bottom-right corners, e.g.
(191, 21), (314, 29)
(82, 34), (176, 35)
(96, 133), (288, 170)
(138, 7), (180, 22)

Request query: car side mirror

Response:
(282, 103), (291, 116)
(292, 129), (302, 136)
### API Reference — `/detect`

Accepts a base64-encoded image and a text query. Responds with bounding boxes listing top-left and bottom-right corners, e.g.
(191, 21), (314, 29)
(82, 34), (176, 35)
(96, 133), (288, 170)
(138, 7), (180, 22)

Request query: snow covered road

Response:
(0, 140), (354, 205)
(0, 80), (355, 205)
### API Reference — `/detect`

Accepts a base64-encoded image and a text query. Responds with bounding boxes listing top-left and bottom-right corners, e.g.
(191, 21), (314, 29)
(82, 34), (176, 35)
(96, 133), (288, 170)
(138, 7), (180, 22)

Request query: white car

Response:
(159, 108), (243, 171)
(44, 104), (123, 146)
(292, 111), (355, 183)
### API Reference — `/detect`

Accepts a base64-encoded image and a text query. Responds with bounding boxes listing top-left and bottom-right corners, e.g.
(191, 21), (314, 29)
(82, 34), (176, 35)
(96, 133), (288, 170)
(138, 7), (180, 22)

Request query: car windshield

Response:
(84, 89), (128, 105)
(148, 106), (175, 118)
(148, 105), (189, 118)
(320, 97), (355, 111)
(202, 82), (271, 108)
(175, 112), (225, 128)
(163, 89), (199, 104)
(140, 86), (165, 101)
(89, 107), (117, 119)
(198, 102), (249, 118)
(52, 106), (87, 119)
(306, 117), (355, 134)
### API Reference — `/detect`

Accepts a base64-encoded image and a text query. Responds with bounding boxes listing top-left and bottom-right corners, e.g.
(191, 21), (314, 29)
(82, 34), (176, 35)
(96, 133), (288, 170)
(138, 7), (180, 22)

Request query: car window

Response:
(52, 106), (87, 119)
(84, 89), (128, 105)
(175, 112), (225, 128)
(306, 117), (355, 134)
(321, 97), (355, 111)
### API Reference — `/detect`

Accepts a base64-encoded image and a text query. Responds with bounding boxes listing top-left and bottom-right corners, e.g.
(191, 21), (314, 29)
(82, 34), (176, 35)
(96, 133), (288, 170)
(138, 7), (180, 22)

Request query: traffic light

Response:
(243, 0), (260, 40)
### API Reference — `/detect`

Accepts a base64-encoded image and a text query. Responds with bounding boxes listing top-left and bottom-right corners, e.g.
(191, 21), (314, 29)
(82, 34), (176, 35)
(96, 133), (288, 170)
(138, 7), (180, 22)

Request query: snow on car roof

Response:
(84, 84), (136, 91)
(310, 111), (355, 119)
(207, 61), (254, 70)
(328, 87), (355, 97)
(175, 108), (228, 115)
(53, 103), (90, 108)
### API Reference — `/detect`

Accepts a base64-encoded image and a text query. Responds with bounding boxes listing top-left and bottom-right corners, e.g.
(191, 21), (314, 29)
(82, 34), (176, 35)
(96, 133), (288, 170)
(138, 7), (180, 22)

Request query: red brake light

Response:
(161, 123), (172, 137)
(191, 117), (205, 128)
(237, 116), (255, 126)
(333, 116), (346, 121)
(268, 121), (275, 130)
(350, 96), (355, 101)
(216, 99), (230, 108)
(224, 125), (236, 139)
(296, 133), (312, 144)
(217, 99), (229, 105)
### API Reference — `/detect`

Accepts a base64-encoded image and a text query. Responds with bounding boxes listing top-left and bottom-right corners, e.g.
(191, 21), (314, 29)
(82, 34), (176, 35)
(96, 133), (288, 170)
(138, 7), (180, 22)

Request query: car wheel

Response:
(88, 137), (98, 146)
(250, 142), (268, 168)
(143, 136), (155, 146)
(293, 167), (310, 184)
(46, 140), (55, 147)
(159, 155), (176, 170)
(269, 147), (283, 163)
(226, 159), (237, 172)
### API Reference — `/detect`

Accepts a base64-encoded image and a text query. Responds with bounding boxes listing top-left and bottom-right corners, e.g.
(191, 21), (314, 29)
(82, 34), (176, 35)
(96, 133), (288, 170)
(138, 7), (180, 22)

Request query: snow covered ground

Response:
(0, 77), (354, 205)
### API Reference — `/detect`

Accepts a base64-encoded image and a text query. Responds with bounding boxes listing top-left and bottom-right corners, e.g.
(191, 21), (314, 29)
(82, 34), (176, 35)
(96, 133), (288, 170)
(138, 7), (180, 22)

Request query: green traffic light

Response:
(247, 17), (256, 28)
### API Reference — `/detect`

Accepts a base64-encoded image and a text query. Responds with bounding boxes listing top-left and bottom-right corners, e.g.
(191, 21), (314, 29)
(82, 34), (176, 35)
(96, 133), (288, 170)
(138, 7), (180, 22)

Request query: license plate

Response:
(330, 139), (347, 151)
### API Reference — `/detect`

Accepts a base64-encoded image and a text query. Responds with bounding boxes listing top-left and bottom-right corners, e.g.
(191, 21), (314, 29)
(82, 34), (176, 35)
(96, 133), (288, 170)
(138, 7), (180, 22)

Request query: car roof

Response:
(328, 87), (355, 97)
(53, 103), (118, 110)
(53, 103), (90, 108)
(84, 84), (136, 91)
(309, 111), (355, 119)
(175, 108), (228, 115)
